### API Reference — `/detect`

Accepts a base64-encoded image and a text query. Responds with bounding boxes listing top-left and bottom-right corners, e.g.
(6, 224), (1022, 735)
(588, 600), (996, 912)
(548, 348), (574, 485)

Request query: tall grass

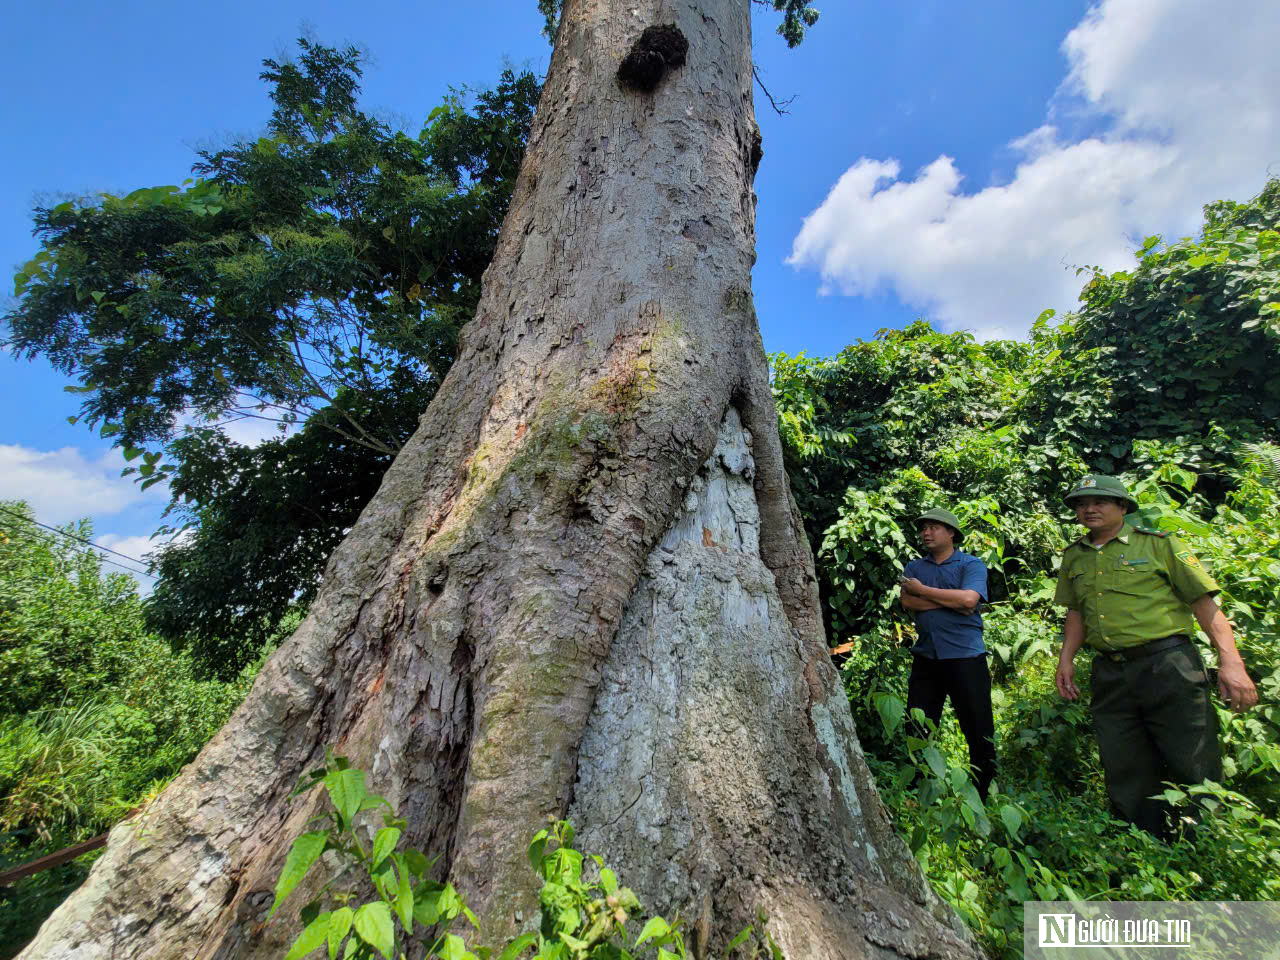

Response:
(0, 701), (124, 845)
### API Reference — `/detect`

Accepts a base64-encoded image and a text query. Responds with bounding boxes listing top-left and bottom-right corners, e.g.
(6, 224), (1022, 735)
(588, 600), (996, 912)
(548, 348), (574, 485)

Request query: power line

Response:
(5, 527), (158, 580)
(2, 526), (157, 580)
(0, 504), (159, 579)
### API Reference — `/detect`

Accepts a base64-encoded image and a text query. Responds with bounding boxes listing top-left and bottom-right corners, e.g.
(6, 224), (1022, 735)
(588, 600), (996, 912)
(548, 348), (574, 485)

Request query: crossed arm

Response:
(898, 578), (981, 615)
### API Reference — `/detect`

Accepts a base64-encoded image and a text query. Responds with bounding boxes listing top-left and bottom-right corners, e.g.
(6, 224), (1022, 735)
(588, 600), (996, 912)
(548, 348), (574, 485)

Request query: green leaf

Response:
(404, 849), (430, 878)
(371, 827), (400, 867)
(394, 859), (414, 931)
(324, 768), (367, 829)
(558, 932), (589, 951)
(413, 887), (442, 927)
(999, 804), (1023, 837)
(269, 831), (328, 918)
(873, 692), (905, 735)
(922, 745), (947, 780)
(635, 916), (670, 947)
(599, 867), (618, 895)
(439, 882), (465, 921)
(439, 933), (472, 960)
(285, 911), (332, 960)
(497, 932), (538, 960)
(528, 830), (548, 873)
(353, 902), (394, 960)
(727, 925), (754, 951)
(327, 907), (354, 960)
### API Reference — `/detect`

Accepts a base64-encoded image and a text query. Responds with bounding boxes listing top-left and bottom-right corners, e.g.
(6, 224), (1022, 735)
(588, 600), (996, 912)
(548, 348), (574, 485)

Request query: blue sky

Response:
(3, 0), (1278, 576)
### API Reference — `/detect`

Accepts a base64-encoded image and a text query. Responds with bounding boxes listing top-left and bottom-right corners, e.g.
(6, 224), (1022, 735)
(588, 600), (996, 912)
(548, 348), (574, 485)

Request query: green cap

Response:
(915, 507), (964, 545)
(1063, 474), (1138, 513)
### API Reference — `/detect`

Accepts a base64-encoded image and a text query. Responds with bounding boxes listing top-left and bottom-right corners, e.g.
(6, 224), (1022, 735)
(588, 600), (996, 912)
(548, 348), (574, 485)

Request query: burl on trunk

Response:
(21, 2), (980, 958)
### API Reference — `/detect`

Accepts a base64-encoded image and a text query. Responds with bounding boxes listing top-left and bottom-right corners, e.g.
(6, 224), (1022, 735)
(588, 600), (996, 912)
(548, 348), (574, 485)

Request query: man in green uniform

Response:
(1054, 474), (1258, 837)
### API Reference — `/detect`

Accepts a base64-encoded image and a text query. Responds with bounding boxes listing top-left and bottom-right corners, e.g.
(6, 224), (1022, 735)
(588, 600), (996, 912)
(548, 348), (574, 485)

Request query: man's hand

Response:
(1218, 660), (1258, 713)
(1191, 594), (1259, 713)
(1057, 608), (1084, 701)
(1055, 657), (1080, 701)
(899, 577), (979, 613)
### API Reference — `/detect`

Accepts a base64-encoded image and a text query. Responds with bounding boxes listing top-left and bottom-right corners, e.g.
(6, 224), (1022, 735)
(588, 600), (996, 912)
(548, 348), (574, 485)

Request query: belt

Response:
(1097, 634), (1190, 663)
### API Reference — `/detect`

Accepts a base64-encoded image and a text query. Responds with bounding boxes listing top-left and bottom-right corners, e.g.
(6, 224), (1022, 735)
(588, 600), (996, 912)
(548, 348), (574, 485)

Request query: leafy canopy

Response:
(6, 39), (538, 461)
(775, 178), (1280, 959)
(5, 41), (540, 677)
(537, 0), (820, 48)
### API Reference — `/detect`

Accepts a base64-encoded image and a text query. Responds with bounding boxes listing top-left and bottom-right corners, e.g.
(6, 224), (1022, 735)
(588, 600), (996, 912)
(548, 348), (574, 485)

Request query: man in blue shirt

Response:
(898, 507), (995, 799)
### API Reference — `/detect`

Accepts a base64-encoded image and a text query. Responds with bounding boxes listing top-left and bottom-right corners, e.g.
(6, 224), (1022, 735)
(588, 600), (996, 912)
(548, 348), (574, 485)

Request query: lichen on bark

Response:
(20, 2), (981, 958)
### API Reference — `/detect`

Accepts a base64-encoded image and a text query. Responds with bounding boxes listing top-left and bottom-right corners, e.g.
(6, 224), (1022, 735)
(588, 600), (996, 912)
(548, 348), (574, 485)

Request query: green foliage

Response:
(1013, 177), (1280, 477)
(144, 409), (397, 676)
(755, 0), (821, 47)
(773, 322), (1048, 640)
(0, 501), (255, 956)
(782, 179), (1280, 958)
(534, 2), (820, 49)
(1, 505), (156, 713)
(7, 40), (538, 457)
(4, 40), (540, 676)
(272, 754), (782, 960)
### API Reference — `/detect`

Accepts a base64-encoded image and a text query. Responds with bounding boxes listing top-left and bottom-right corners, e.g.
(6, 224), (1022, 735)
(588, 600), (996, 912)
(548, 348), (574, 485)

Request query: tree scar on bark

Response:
(617, 24), (689, 92)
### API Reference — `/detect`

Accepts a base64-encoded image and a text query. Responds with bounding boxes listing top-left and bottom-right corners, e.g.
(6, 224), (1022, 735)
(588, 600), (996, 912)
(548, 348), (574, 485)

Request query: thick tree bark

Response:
(22, 3), (980, 958)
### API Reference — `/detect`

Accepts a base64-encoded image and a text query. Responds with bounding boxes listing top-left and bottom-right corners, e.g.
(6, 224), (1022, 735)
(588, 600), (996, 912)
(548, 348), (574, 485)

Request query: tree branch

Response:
(753, 64), (796, 117)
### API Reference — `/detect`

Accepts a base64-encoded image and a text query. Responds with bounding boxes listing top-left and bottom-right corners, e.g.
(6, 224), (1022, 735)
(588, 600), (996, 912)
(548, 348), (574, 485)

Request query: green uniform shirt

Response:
(1053, 524), (1218, 651)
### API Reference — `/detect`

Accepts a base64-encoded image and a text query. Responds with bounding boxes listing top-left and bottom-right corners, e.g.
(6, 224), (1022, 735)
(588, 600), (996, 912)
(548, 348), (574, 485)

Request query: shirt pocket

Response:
(1107, 560), (1163, 597)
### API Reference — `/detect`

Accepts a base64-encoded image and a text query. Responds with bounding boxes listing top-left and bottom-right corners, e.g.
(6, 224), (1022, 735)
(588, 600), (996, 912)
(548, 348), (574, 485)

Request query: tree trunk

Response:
(21, 3), (980, 958)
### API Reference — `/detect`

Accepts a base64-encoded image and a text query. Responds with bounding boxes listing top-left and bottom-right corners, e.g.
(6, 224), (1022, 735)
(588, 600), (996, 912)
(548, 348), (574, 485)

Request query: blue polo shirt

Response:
(903, 549), (988, 659)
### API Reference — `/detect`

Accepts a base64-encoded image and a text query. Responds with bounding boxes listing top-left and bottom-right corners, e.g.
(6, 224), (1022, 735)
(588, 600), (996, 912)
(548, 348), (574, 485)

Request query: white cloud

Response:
(96, 532), (164, 565)
(97, 527), (192, 563)
(218, 415), (293, 448)
(174, 409), (295, 449)
(0, 444), (167, 525)
(789, 0), (1280, 338)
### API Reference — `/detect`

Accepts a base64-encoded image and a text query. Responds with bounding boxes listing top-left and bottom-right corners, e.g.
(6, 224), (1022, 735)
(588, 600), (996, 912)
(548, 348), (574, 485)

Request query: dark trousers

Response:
(1090, 643), (1222, 837)
(907, 653), (997, 799)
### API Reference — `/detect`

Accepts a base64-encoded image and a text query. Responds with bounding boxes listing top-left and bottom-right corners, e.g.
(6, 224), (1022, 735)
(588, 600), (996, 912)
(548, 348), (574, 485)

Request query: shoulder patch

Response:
(1134, 526), (1168, 538)
(1174, 549), (1201, 567)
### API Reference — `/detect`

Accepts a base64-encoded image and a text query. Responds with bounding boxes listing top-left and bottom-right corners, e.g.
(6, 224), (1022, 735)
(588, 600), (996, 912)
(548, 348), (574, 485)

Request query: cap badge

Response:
(1081, 476), (1097, 488)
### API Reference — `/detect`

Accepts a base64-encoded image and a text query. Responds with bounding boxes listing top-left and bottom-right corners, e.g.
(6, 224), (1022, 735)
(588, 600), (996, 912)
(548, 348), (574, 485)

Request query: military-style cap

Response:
(915, 507), (964, 544)
(1063, 474), (1138, 513)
